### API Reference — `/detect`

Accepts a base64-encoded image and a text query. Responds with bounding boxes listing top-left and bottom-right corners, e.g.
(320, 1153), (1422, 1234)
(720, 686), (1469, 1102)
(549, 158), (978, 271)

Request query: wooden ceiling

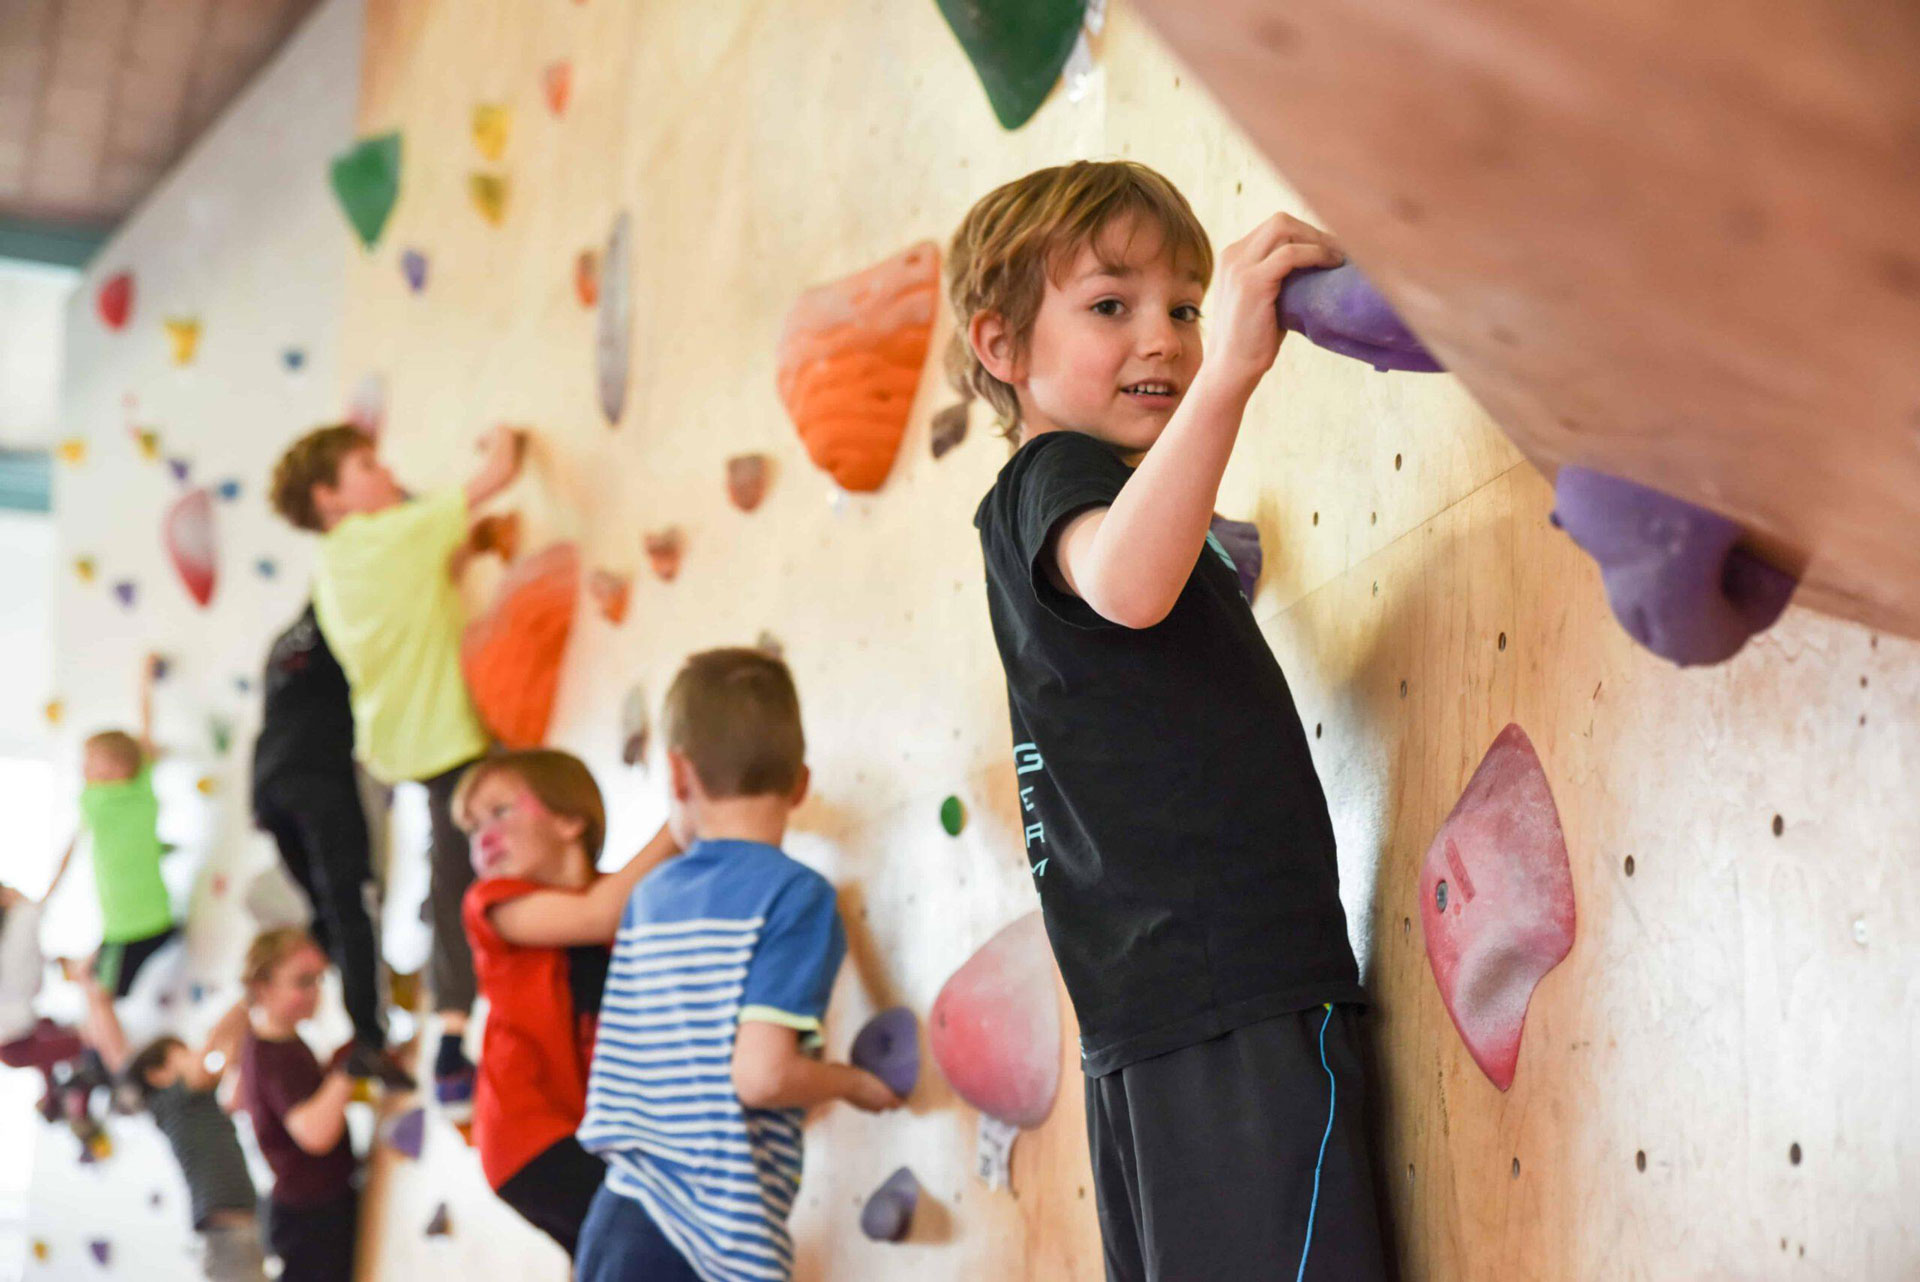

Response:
(0, 0), (323, 237)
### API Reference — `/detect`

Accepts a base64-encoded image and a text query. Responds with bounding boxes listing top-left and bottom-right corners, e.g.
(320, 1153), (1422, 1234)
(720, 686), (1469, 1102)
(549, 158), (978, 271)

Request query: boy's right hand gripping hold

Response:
(1200, 212), (1345, 398)
(464, 424), (527, 511)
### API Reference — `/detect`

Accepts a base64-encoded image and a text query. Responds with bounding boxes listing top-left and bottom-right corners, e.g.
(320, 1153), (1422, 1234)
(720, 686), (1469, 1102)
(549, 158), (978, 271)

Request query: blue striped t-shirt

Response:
(578, 838), (846, 1282)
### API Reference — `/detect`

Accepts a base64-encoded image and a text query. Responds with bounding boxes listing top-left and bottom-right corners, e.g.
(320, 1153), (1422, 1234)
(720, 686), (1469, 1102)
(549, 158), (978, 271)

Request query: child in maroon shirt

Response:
(238, 928), (377, 1282)
(454, 751), (677, 1256)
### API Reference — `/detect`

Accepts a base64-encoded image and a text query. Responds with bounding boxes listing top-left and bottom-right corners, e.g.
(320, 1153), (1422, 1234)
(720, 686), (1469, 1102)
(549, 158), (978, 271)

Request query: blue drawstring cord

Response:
(1296, 1003), (1337, 1282)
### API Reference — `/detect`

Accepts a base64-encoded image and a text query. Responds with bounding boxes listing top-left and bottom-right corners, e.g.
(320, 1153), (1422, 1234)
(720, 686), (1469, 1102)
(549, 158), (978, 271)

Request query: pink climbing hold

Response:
(163, 488), (217, 607)
(1418, 724), (1575, 1092)
(929, 912), (1060, 1129)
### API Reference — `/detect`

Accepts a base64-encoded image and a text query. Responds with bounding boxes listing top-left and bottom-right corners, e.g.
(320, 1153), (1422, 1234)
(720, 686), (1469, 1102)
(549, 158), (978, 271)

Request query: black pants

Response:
(1086, 1005), (1390, 1282)
(266, 1190), (358, 1282)
(495, 1135), (606, 1257)
(420, 760), (480, 1016)
(96, 925), (178, 997)
(255, 772), (383, 1049)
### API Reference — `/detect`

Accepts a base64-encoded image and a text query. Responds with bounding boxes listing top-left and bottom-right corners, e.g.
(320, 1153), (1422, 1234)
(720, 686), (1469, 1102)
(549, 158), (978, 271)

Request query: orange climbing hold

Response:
(643, 528), (683, 582)
(574, 250), (598, 307)
(461, 542), (579, 749)
(775, 241), (940, 492)
(543, 62), (572, 115)
(587, 568), (630, 624)
(469, 511), (521, 562)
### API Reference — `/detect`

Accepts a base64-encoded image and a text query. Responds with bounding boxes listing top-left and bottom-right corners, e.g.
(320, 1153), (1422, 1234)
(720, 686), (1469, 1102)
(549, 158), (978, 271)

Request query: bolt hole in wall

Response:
(1636, 1150), (1647, 1172)
(1624, 855), (1636, 876)
(1773, 814), (1785, 837)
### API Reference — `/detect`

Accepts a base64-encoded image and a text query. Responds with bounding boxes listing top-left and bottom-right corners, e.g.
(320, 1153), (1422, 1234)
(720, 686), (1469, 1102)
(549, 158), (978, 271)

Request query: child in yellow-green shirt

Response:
(267, 422), (523, 1115)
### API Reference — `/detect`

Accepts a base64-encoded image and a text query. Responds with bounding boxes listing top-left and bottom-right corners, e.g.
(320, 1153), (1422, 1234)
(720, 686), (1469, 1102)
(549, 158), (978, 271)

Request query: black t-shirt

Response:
(974, 430), (1365, 1076)
(250, 603), (356, 796)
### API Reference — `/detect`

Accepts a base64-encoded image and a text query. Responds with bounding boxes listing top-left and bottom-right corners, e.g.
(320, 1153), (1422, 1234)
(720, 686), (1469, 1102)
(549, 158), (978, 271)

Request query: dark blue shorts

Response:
(575, 1183), (701, 1282)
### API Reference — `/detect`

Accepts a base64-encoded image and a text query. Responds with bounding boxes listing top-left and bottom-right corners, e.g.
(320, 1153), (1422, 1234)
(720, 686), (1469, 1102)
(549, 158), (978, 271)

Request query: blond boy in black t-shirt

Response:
(955, 161), (1389, 1280)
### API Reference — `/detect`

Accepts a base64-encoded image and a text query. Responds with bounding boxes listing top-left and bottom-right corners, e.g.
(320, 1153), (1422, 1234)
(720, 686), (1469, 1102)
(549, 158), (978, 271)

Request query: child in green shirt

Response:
(268, 422), (524, 1115)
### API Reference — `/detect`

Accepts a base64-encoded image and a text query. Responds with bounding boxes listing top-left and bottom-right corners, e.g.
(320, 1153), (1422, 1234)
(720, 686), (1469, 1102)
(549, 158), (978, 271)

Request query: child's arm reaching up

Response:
(43, 833), (78, 902)
(487, 821), (682, 949)
(462, 425), (526, 512)
(1049, 213), (1342, 629)
(137, 653), (161, 759)
(730, 1022), (903, 1113)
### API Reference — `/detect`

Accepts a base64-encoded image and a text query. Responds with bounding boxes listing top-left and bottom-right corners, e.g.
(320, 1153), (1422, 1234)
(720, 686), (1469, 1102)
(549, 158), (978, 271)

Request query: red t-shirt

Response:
(462, 876), (608, 1189)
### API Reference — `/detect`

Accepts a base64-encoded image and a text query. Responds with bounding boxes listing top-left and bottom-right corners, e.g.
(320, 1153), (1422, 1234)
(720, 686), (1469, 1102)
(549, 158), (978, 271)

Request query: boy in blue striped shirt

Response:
(576, 648), (903, 1282)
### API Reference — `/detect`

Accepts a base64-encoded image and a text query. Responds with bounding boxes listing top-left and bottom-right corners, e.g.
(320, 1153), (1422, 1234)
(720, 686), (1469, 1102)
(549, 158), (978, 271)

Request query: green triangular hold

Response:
(330, 132), (403, 249)
(934, 0), (1086, 130)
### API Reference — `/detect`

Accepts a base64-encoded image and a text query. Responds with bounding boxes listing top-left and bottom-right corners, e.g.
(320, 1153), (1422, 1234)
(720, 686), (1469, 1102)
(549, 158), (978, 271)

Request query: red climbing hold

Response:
(97, 272), (134, 330)
(929, 912), (1060, 1128)
(1418, 724), (1575, 1091)
(163, 488), (217, 607)
(461, 542), (579, 749)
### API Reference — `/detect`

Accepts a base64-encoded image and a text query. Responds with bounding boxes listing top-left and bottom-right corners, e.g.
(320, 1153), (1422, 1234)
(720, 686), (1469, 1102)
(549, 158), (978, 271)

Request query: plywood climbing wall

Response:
(339, 2), (1920, 1279)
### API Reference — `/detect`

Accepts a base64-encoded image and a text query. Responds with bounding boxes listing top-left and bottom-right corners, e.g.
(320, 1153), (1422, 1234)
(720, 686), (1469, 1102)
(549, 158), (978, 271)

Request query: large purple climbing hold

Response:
(381, 1106), (426, 1160)
(1552, 465), (1797, 666)
(849, 1006), (920, 1099)
(1277, 263), (1443, 373)
(858, 1167), (921, 1243)
(1208, 514), (1262, 600)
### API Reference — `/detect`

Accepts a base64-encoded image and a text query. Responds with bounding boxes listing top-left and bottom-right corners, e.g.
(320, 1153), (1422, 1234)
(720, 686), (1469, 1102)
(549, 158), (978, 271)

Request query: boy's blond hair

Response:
(661, 648), (805, 799)
(945, 160), (1214, 438)
(241, 926), (317, 990)
(269, 424), (372, 532)
(454, 750), (608, 862)
(83, 730), (144, 775)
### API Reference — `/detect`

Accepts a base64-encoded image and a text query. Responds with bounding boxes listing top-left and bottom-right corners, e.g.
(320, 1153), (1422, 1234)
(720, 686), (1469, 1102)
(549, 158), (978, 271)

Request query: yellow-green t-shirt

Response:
(312, 488), (490, 784)
(79, 768), (173, 943)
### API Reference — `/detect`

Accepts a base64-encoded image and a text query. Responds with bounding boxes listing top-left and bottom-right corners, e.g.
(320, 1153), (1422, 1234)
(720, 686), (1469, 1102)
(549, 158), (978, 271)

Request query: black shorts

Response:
(1086, 1005), (1390, 1282)
(96, 925), (178, 998)
(495, 1135), (606, 1257)
(265, 1190), (358, 1282)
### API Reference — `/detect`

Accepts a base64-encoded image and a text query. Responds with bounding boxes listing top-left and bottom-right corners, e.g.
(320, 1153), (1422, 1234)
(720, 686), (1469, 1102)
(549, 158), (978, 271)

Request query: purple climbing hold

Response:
(89, 1239), (110, 1266)
(283, 348), (306, 372)
(401, 248), (428, 293)
(1277, 263), (1442, 373)
(112, 580), (137, 608)
(424, 1202), (451, 1237)
(1208, 514), (1263, 601)
(859, 1167), (921, 1242)
(850, 1006), (920, 1099)
(382, 1106), (426, 1160)
(167, 458), (191, 483)
(1552, 466), (1797, 667)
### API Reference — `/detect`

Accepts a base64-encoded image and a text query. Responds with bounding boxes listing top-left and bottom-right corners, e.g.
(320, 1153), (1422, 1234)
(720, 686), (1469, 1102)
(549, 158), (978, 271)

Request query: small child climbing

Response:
(452, 749), (680, 1257)
(44, 655), (178, 1112)
(574, 648), (904, 1282)
(124, 1002), (270, 1282)
(268, 421), (525, 1116)
(951, 160), (1389, 1279)
(238, 926), (387, 1282)
(250, 599), (410, 1085)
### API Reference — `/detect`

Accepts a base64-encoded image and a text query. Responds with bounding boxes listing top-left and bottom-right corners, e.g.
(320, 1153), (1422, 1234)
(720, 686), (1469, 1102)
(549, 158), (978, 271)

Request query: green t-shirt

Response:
(78, 768), (173, 943)
(313, 488), (490, 783)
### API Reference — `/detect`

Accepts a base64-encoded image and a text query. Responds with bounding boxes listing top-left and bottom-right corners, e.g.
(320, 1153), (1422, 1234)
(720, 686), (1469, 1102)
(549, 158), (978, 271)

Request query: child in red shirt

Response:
(455, 750), (678, 1256)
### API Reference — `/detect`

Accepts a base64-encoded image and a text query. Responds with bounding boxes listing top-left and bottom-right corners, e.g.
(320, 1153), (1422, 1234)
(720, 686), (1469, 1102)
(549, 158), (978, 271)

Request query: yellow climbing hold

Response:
(131, 427), (161, 460)
(195, 775), (218, 796)
(57, 438), (87, 465)
(164, 317), (201, 366)
(469, 172), (508, 226)
(43, 700), (63, 725)
(31, 1239), (48, 1261)
(471, 103), (511, 161)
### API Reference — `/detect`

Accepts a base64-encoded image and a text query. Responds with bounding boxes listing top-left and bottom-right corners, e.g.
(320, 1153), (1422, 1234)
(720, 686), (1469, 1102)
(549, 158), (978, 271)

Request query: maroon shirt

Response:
(239, 1031), (355, 1206)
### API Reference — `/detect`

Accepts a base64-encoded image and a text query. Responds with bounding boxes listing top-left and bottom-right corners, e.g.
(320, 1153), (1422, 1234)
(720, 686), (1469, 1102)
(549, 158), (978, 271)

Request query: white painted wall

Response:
(18, 2), (366, 1278)
(0, 260), (76, 450)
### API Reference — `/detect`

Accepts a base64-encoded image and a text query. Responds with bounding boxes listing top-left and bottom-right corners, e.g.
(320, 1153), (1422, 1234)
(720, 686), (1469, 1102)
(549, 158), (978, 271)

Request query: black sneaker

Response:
(344, 1044), (418, 1092)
